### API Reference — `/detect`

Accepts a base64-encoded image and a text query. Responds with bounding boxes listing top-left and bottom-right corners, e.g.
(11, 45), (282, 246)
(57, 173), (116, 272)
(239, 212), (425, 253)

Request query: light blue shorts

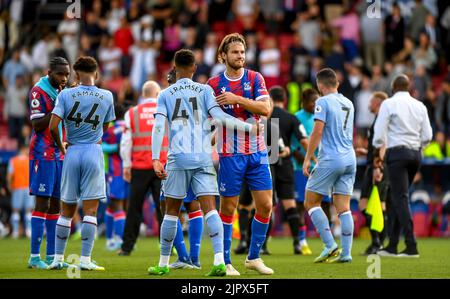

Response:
(163, 166), (219, 199)
(305, 164), (356, 197)
(294, 170), (331, 203)
(11, 188), (35, 210)
(61, 144), (106, 204)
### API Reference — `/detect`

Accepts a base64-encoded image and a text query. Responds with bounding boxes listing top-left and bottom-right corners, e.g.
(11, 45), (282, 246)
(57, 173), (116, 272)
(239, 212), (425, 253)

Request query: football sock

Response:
(54, 216), (71, 260)
(11, 212), (20, 236)
(113, 210), (126, 240)
(159, 214), (178, 267)
(286, 207), (300, 243)
(309, 207), (335, 249)
(173, 219), (190, 263)
(248, 214), (270, 260)
(205, 210), (224, 266)
(81, 216), (97, 261)
(238, 208), (250, 244)
(105, 208), (114, 242)
(188, 210), (203, 264)
(339, 211), (354, 257)
(30, 211), (46, 256)
(220, 212), (233, 265)
(45, 213), (59, 258)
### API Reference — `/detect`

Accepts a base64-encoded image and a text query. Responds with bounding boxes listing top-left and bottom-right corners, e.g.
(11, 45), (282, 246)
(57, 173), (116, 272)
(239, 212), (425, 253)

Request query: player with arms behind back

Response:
(48, 56), (115, 271)
(303, 68), (356, 263)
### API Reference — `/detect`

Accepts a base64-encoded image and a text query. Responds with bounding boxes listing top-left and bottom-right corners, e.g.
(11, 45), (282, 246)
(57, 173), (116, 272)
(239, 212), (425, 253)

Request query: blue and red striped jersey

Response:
(103, 120), (126, 177)
(207, 69), (269, 155)
(29, 86), (65, 161)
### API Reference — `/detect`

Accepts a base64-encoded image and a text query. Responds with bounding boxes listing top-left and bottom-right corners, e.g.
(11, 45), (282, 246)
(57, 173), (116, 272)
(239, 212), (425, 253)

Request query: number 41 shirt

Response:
(52, 85), (115, 145)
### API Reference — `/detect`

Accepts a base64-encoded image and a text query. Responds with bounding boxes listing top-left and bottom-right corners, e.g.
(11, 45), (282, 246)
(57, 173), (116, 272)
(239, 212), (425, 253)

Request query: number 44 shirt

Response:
(52, 85), (116, 144)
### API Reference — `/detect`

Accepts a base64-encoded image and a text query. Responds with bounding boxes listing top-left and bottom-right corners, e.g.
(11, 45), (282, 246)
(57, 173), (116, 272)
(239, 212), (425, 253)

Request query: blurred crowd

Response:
(0, 0), (449, 156)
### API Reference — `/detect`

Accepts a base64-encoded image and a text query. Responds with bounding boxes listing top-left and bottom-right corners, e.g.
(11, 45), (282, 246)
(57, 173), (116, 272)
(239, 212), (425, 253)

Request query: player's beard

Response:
(227, 59), (245, 71)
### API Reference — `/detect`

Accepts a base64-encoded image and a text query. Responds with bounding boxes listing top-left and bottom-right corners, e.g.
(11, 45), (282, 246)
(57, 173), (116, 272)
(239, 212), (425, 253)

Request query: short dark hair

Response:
(73, 56), (98, 73)
(269, 86), (286, 102)
(174, 49), (195, 68)
(167, 67), (176, 85)
(316, 68), (338, 88)
(49, 56), (69, 71)
(302, 88), (319, 103)
(392, 74), (410, 92)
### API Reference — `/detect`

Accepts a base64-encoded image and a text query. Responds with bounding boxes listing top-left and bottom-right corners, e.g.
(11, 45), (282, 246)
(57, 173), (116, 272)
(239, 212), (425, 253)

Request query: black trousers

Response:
(121, 169), (162, 253)
(385, 147), (421, 249)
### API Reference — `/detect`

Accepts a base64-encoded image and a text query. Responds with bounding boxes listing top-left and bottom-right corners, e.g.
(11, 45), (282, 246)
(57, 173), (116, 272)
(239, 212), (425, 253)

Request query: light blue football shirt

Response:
(52, 85), (115, 144)
(155, 78), (220, 170)
(313, 92), (355, 168)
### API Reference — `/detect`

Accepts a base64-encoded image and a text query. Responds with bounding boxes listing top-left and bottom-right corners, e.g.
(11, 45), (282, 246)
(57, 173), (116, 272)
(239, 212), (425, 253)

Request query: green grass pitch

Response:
(1, 237), (449, 279)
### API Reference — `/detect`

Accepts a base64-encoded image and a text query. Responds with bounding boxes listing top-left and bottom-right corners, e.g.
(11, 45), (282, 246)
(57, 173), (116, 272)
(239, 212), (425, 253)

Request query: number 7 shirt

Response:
(313, 92), (355, 168)
(52, 85), (115, 145)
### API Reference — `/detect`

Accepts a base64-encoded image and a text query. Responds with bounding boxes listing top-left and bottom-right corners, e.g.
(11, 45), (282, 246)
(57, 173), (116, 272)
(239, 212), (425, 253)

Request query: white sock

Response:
(80, 256), (91, 264)
(159, 255), (170, 267)
(54, 254), (64, 262)
(300, 239), (308, 246)
(30, 254), (40, 258)
(214, 252), (225, 266)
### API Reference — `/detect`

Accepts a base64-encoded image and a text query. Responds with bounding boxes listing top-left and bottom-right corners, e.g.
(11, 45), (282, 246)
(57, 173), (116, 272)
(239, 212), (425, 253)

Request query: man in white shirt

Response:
(372, 74), (432, 258)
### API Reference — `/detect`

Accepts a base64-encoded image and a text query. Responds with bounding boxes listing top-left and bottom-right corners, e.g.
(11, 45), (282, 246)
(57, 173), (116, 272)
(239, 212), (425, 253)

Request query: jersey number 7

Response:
(341, 106), (350, 130)
(67, 101), (100, 130)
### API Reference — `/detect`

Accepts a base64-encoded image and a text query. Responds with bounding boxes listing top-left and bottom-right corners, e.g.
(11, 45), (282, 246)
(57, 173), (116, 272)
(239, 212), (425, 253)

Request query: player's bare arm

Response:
(31, 113), (52, 132)
(216, 92), (271, 117)
(49, 114), (66, 155)
(303, 120), (324, 177)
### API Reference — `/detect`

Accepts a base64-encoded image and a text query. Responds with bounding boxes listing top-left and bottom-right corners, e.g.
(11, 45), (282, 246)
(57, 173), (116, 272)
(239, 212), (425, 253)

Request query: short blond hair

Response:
(372, 91), (388, 101)
(217, 33), (246, 64)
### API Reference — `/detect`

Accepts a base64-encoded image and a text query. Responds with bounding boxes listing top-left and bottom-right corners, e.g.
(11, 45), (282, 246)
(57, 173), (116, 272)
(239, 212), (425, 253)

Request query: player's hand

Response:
(374, 156), (384, 169)
(59, 146), (66, 156)
(293, 149), (305, 164)
(311, 156), (318, 165)
(123, 167), (131, 183)
(303, 159), (311, 177)
(153, 160), (167, 179)
(216, 92), (239, 106)
(356, 147), (368, 156)
(373, 167), (383, 183)
(279, 146), (291, 158)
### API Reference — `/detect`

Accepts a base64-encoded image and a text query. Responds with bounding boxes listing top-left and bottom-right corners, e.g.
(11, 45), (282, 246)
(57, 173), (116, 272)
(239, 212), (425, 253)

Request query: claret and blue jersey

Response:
(207, 69), (268, 156)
